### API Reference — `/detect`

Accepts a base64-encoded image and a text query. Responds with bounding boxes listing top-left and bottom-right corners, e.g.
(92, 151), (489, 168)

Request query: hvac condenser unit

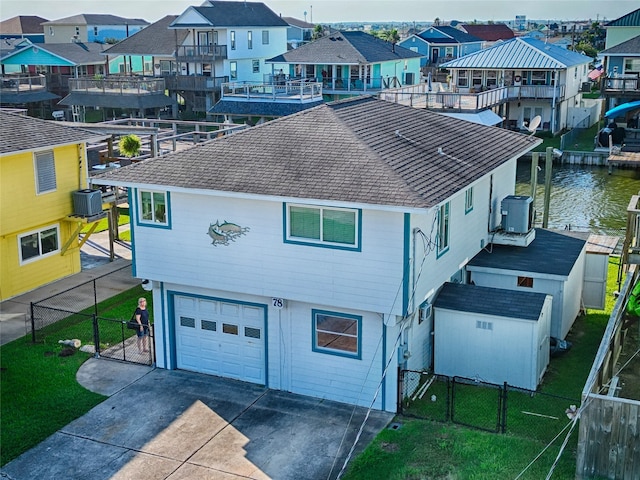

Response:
(501, 195), (533, 234)
(72, 189), (103, 217)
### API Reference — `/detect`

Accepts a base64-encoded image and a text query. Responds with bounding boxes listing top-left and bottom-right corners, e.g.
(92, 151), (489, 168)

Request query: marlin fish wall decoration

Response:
(206, 221), (250, 246)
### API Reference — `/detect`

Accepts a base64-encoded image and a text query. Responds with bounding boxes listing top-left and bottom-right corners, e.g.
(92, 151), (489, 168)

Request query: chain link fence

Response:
(29, 265), (152, 365)
(399, 371), (579, 444)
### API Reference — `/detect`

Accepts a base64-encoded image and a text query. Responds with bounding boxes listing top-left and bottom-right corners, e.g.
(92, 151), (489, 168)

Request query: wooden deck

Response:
(607, 151), (640, 165)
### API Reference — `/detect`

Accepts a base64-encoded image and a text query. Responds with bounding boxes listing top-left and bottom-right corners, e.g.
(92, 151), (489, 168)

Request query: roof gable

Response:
(0, 16), (48, 34)
(418, 26), (482, 44)
(268, 30), (423, 65)
(92, 97), (538, 209)
(172, 2), (288, 28)
(606, 8), (640, 27)
(1, 42), (106, 66)
(442, 37), (592, 70)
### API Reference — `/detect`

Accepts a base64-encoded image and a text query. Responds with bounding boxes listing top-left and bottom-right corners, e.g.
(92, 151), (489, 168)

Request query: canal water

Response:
(515, 160), (640, 236)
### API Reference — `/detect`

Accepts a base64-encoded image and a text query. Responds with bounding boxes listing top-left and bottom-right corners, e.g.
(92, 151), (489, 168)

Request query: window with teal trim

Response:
(312, 309), (361, 358)
(139, 190), (168, 226)
(465, 187), (473, 214)
(437, 202), (450, 256)
(287, 204), (358, 248)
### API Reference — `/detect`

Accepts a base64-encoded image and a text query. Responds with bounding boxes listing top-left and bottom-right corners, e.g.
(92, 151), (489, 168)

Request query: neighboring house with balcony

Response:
(0, 42), (106, 113)
(282, 16), (314, 49)
(167, 0), (289, 114)
(599, 34), (640, 117)
(90, 96), (539, 412)
(41, 14), (148, 45)
(441, 37), (593, 133)
(0, 16), (48, 43)
(0, 111), (105, 301)
(266, 30), (424, 98)
(398, 26), (482, 68)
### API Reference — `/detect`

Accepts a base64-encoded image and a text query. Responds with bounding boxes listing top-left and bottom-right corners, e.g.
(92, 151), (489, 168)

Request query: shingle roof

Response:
(460, 24), (515, 42)
(0, 16), (48, 34)
(282, 17), (315, 29)
(208, 99), (323, 117)
(441, 37), (592, 70)
(467, 228), (585, 277)
(103, 15), (188, 56)
(606, 8), (640, 27)
(175, 2), (288, 28)
(59, 92), (172, 109)
(434, 282), (548, 321)
(601, 34), (640, 55)
(42, 14), (148, 26)
(0, 111), (103, 155)
(417, 26), (482, 44)
(91, 96), (539, 209)
(32, 42), (108, 65)
(267, 31), (424, 64)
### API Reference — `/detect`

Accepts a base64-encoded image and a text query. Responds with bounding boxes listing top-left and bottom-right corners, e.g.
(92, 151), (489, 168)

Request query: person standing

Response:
(134, 297), (150, 354)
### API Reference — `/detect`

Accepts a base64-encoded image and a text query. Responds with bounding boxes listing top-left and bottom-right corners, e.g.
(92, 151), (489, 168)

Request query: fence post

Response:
(449, 377), (455, 422)
(93, 279), (98, 317)
(92, 314), (100, 358)
(501, 382), (508, 434)
(397, 367), (404, 414)
(30, 302), (36, 343)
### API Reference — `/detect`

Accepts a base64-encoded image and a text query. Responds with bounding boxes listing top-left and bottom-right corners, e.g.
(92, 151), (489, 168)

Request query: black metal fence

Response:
(399, 370), (580, 444)
(29, 265), (152, 365)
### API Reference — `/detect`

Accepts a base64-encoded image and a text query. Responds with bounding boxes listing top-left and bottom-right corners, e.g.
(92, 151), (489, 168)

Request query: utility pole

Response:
(542, 147), (553, 228)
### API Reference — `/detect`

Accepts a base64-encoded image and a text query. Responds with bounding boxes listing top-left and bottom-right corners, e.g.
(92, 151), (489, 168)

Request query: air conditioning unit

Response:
(72, 189), (103, 217)
(501, 195), (533, 234)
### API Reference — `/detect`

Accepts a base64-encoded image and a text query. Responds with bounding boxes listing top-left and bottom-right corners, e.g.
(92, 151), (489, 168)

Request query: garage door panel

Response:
(175, 295), (265, 384)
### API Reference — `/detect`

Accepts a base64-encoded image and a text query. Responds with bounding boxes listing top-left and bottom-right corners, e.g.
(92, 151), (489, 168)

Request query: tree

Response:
(312, 24), (324, 40)
(384, 29), (401, 52)
(434, 17), (441, 26)
(118, 134), (142, 158)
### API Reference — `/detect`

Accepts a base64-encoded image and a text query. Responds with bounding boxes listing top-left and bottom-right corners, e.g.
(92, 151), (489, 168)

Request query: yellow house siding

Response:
(0, 143), (88, 301)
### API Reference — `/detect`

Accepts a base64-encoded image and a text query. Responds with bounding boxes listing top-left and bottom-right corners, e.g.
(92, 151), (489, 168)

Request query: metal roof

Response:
(208, 99), (322, 117)
(441, 37), (592, 70)
(434, 282), (548, 321)
(606, 8), (640, 27)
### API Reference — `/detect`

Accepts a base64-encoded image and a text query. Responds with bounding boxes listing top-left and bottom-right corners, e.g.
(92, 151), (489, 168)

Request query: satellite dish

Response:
(523, 115), (541, 135)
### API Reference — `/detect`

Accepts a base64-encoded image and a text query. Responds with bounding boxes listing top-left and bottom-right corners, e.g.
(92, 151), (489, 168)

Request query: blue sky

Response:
(0, 0), (636, 24)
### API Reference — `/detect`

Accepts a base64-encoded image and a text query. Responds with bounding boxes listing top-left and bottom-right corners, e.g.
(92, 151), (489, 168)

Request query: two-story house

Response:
(41, 14), (148, 45)
(167, 0), (289, 114)
(600, 8), (640, 116)
(0, 111), (105, 301)
(441, 37), (593, 133)
(90, 96), (539, 412)
(398, 26), (482, 68)
(282, 16), (314, 49)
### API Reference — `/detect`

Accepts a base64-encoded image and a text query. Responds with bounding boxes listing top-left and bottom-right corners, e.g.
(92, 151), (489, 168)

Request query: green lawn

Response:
(80, 208), (130, 234)
(0, 286), (149, 466)
(532, 124), (600, 153)
(343, 257), (623, 480)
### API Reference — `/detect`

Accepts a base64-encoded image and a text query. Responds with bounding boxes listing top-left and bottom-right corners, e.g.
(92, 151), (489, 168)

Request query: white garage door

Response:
(175, 295), (266, 384)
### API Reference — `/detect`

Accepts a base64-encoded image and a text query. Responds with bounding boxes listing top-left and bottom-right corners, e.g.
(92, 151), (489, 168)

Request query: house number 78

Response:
(272, 298), (284, 309)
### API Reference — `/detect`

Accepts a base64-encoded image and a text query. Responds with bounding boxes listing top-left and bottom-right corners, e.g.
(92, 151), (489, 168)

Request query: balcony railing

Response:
(164, 75), (228, 92)
(603, 75), (639, 94)
(69, 76), (166, 95)
(222, 79), (322, 103)
(175, 45), (228, 62)
(380, 84), (566, 113)
(315, 75), (402, 93)
(0, 74), (47, 93)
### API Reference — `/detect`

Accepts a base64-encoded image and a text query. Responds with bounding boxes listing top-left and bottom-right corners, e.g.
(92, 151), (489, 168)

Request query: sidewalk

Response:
(0, 230), (138, 346)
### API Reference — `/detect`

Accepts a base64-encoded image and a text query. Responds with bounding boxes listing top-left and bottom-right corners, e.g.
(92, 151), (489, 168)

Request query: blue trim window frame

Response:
(312, 309), (362, 359)
(437, 202), (450, 258)
(465, 187), (473, 214)
(283, 203), (361, 251)
(136, 188), (171, 229)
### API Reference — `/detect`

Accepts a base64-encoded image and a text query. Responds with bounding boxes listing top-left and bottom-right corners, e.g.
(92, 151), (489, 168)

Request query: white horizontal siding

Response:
(134, 194), (406, 315)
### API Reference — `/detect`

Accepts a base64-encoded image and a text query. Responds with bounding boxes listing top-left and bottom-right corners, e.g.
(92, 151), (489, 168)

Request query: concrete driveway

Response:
(1, 364), (393, 480)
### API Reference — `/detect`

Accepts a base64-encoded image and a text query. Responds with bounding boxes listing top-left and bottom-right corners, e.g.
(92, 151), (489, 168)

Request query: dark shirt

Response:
(135, 307), (149, 326)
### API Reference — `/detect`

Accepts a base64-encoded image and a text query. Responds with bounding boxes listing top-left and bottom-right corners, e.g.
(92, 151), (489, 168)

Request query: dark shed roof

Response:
(468, 228), (586, 277)
(434, 282), (548, 321)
